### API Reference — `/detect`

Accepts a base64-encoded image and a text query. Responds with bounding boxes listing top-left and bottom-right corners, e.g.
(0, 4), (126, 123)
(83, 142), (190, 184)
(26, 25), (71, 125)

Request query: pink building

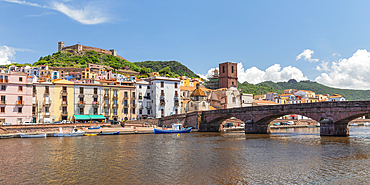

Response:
(0, 72), (33, 124)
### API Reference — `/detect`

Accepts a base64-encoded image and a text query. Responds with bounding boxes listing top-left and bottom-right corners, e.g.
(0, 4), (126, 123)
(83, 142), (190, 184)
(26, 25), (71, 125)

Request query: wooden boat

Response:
(0, 134), (14, 139)
(100, 131), (120, 135)
(19, 133), (46, 138)
(84, 133), (98, 136)
(54, 127), (84, 137)
(154, 123), (192, 134)
(88, 125), (101, 129)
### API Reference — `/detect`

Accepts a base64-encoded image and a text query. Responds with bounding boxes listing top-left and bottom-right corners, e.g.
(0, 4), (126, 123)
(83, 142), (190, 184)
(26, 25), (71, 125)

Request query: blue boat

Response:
(88, 125), (101, 129)
(154, 124), (192, 134)
(100, 131), (120, 135)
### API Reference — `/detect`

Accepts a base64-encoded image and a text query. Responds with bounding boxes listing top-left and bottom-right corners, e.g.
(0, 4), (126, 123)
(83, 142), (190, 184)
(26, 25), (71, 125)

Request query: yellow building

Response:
(81, 68), (96, 79)
(53, 80), (75, 122)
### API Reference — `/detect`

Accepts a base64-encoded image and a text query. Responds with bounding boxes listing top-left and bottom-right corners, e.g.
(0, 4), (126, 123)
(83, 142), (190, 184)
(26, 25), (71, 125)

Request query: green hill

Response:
(17, 51), (199, 78)
(134, 61), (199, 78)
(239, 80), (370, 101)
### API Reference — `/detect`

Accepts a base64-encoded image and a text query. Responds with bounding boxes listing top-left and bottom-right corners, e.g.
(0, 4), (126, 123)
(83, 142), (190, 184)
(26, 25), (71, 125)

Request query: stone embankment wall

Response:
(123, 119), (159, 127)
(1, 123), (110, 133)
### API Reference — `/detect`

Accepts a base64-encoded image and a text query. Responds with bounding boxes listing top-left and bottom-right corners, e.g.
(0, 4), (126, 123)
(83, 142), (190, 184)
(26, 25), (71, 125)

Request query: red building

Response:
(218, 62), (238, 89)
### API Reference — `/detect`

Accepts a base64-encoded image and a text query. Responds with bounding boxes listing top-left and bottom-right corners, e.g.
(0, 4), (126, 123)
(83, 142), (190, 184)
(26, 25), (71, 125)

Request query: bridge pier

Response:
(244, 122), (270, 134)
(320, 119), (349, 136)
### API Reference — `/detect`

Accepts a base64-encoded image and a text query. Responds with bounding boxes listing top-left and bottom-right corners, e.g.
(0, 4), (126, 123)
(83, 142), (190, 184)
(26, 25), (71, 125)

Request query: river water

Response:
(1, 127), (370, 184)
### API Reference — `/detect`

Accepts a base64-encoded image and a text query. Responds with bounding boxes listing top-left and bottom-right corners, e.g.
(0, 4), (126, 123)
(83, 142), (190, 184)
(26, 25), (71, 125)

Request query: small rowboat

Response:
(100, 131), (120, 135)
(84, 133), (98, 136)
(19, 133), (46, 138)
(154, 124), (192, 134)
(88, 125), (101, 129)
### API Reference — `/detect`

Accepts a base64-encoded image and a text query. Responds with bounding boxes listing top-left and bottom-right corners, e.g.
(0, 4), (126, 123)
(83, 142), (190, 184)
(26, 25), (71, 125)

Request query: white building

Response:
(135, 80), (153, 119)
(149, 76), (181, 118)
(328, 94), (346, 101)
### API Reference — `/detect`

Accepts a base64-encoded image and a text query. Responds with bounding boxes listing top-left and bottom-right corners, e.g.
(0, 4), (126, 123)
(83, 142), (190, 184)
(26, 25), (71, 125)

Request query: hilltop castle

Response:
(57, 41), (127, 61)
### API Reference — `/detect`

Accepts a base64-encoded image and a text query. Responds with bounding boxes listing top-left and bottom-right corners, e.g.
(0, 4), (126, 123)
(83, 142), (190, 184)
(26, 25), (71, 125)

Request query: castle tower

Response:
(58, 41), (65, 52)
(218, 62), (238, 89)
(110, 49), (117, 56)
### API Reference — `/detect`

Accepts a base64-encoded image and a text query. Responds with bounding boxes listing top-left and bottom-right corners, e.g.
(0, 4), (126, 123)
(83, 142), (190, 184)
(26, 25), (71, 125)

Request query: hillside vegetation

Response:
(134, 61), (199, 78)
(239, 80), (370, 101)
(8, 51), (199, 78)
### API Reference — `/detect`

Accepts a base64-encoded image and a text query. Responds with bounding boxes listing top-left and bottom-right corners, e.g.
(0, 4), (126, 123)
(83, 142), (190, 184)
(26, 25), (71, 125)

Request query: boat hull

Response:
(154, 128), (192, 134)
(0, 134), (14, 139)
(54, 133), (84, 137)
(88, 126), (101, 129)
(84, 134), (97, 136)
(100, 131), (120, 135)
(19, 133), (46, 138)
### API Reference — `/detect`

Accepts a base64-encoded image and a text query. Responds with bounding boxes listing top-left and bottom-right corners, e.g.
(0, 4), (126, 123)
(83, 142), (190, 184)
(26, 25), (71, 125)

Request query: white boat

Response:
(19, 133), (46, 138)
(349, 123), (358, 126)
(53, 127), (84, 137)
(364, 122), (370, 126)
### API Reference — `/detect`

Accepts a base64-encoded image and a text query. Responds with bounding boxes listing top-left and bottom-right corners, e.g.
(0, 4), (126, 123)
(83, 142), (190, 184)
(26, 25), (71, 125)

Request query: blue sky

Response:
(2, 0), (370, 89)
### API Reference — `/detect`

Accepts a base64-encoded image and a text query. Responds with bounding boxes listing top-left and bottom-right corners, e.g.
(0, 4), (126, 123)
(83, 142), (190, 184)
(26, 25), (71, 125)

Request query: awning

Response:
(89, 115), (106, 120)
(74, 115), (91, 120)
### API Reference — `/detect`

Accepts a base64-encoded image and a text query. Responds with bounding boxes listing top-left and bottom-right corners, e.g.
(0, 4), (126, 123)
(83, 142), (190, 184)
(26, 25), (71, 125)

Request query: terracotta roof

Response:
(319, 98), (328, 102)
(279, 94), (292, 96)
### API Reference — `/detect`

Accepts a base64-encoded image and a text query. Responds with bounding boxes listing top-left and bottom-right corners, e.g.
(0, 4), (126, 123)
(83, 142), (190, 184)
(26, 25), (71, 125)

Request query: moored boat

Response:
(154, 123), (192, 134)
(0, 134), (14, 139)
(88, 125), (101, 129)
(84, 133), (98, 136)
(349, 123), (358, 126)
(54, 127), (84, 137)
(100, 131), (120, 135)
(19, 133), (46, 138)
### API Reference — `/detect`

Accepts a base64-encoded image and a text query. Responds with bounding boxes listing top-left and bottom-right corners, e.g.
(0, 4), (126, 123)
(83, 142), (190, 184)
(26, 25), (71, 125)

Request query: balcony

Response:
(139, 105), (143, 109)
(0, 101), (6, 105)
(78, 94), (84, 98)
(113, 93), (118, 99)
(44, 90), (49, 95)
(160, 94), (165, 98)
(174, 96), (179, 100)
(175, 102), (180, 107)
(104, 103), (109, 108)
(144, 96), (151, 100)
(3, 79), (8, 83)
(160, 101), (165, 106)
(132, 104), (136, 108)
(61, 112), (68, 116)
(45, 112), (50, 116)
(62, 101), (68, 106)
(32, 97), (37, 105)
(104, 94), (109, 99)
(0, 79), (3, 83)
(16, 101), (23, 106)
(78, 101), (85, 108)
(92, 101), (99, 107)
(123, 96), (128, 99)
(92, 94), (98, 98)
(146, 105), (152, 109)
(124, 104), (129, 108)
(44, 100), (51, 105)
(112, 104), (118, 108)
(61, 91), (68, 96)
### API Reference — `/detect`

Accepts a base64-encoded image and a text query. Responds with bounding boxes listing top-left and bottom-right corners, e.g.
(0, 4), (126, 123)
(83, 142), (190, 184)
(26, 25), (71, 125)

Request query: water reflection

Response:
(1, 127), (370, 184)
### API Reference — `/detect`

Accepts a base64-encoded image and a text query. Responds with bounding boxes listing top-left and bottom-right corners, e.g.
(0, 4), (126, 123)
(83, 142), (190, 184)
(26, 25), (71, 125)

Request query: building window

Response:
(80, 87), (84, 94)
(105, 99), (109, 105)
(161, 81), (164, 88)
(45, 86), (49, 93)
(147, 109), (151, 115)
(19, 77), (22, 82)
(161, 109), (164, 116)
(94, 108), (98, 115)
(147, 85), (150, 89)
(223, 66), (225, 73)
(113, 99), (117, 106)
(80, 108), (84, 115)
(18, 96), (23, 104)
(113, 108), (117, 115)
(62, 86), (67, 93)
(175, 109), (178, 114)
(1, 85), (5, 91)
(124, 100), (128, 107)
(62, 106), (67, 114)
(0, 107), (4, 113)
(147, 93), (151, 99)
(139, 109), (142, 114)
(139, 85), (142, 89)
(105, 108), (109, 115)
(132, 100), (135, 106)
(114, 90), (117, 97)
(1, 96), (5, 104)
(132, 92), (135, 98)
(124, 92), (128, 98)
(94, 88), (98, 94)
(175, 91), (178, 97)
(175, 83), (178, 88)
(233, 97), (236, 103)
(17, 118), (22, 124)
(139, 92), (142, 99)
(232, 66), (234, 73)
(18, 107), (22, 113)
(132, 108), (135, 114)
(45, 107), (49, 113)
(18, 86), (23, 91)
(124, 108), (128, 114)
(105, 89), (109, 95)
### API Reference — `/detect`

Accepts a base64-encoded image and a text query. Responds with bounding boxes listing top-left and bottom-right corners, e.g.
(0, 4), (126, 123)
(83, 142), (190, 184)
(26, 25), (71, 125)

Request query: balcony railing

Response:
(4, 79), (8, 83)
(0, 79), (3, 83)
(146, 105), (152, 109)
(144, 96), (151, 100)
(44, 90), (49, 95)
(16, 101), (23, 106)
(123, 96), (128, 99)
(175, 102), (180, 106)
(0, 101), (5, 105)
(92, 94), (98, 98)
(62, 90), (67, 95)
(124, 104), (129, 108)
(112, 104), (118, 108)
(104, 103), (109, 108)
(139, 105), (143, 109)
(92, 101), (99, 107)
(78, 94), (84, 98)
(160, 101), (165, 106)
(78, 101), (85, 108)
(61, 112), (68, 116)
(104, 94), (109, 99)
(62, 101), (68, 105)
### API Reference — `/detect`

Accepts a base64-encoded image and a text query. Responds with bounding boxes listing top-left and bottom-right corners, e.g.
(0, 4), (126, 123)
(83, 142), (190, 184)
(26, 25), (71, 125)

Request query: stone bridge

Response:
(158, 101), (370, 136)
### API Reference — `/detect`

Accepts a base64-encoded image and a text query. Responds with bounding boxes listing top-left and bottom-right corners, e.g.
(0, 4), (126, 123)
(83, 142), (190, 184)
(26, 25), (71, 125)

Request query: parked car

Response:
(148, 117), (155, 119)
(287, 121), (294, 125)
(280, 122), (288, 125)
(2, 122), (12, 125)
(273, 122), (280, 126)
(22, 121), (32, 125)
(240, 123), (245, 127)
(61, 120), (72, 124)
(109, 120), (119, 125)
(224, 123), (234, 128)
(54, 121), (61, 124)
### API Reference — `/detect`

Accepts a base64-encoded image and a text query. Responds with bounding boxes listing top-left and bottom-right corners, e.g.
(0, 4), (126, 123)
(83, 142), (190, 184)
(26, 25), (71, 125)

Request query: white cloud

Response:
(315, 49), (370, 90)
(2, 0), (110, 24)
(296, 49), (319, 63)
(198, 67), (218, 80)
(51, 2), (109, 25)
(199, 62), (308, 85)
(0, 45), (16, 65)
(315, 61), (330, 72)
